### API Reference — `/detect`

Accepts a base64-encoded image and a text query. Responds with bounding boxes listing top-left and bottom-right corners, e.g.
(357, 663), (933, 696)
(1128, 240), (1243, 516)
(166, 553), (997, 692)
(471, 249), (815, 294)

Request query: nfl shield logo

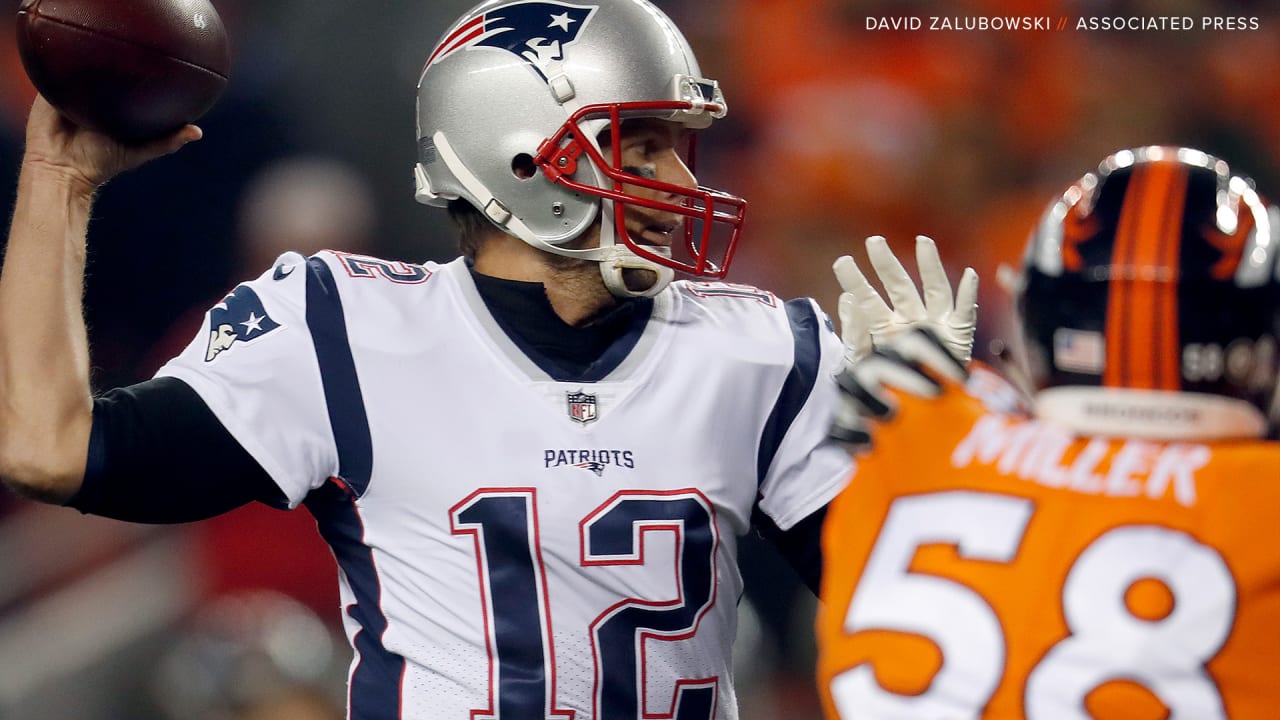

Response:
(567, 391), (598, 424)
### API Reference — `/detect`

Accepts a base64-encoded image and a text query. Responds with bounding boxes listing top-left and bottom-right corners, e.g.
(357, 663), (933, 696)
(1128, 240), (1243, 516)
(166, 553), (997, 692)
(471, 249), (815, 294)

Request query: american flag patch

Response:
(1053, 328), (1105, 374)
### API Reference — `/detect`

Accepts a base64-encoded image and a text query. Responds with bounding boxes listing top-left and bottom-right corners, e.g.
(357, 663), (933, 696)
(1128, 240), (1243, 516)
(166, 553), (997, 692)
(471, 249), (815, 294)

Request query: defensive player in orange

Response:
(816, 146), (1280, 720)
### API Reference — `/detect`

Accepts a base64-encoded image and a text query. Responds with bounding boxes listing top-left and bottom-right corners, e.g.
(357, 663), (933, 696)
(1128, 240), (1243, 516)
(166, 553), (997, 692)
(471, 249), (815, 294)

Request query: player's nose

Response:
(656, 150), (697, 193)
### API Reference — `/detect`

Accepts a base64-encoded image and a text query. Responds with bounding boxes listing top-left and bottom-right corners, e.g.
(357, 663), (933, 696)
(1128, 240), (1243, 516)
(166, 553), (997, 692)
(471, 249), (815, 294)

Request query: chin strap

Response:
(596, 199), (674, 298)
(599, 247), (675, 298)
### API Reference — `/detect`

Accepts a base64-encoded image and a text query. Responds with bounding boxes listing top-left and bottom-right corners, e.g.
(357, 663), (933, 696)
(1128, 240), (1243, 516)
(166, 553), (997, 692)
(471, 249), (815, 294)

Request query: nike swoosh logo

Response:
(272, 264), (295, 281)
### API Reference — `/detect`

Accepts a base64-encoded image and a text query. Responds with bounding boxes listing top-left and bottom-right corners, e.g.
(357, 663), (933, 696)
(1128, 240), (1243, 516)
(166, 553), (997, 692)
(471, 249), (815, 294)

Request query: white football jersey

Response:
(158, 252), (852, 720)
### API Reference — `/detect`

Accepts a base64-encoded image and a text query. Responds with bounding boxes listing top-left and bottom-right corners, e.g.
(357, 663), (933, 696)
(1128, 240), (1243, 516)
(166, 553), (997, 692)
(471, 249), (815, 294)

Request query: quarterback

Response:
(818, 147), (1280, 719)
(0, 1), (976, 719)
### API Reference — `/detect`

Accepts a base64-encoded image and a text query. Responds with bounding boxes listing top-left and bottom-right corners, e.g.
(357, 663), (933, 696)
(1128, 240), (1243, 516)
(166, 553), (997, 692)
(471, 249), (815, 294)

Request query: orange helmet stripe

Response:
(1155, 166), (1188, 390)
(1105, 161), (1188, 390)
(1104, 164), (1145, 388)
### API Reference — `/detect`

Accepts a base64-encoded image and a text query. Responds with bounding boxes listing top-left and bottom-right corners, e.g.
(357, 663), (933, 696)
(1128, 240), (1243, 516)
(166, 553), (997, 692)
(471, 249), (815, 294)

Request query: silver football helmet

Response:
(414, 0), (746, 297)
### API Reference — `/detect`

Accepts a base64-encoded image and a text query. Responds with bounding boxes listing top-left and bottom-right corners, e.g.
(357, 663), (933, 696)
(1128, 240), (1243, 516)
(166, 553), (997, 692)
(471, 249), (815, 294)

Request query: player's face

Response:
(608, 118), (698, 251)
(555, 119), (701, 293)
(567, 118), (697, 255)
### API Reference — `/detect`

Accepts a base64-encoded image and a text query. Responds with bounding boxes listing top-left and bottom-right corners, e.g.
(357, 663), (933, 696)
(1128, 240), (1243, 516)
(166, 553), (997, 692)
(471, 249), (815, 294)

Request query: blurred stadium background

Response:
(1, 0), (1277, 717)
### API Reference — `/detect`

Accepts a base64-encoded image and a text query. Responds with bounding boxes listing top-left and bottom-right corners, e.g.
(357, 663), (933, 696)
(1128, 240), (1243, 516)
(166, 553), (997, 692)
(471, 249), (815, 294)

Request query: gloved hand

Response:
(832, 235), (979, 367)
(829, 328), (970, 447)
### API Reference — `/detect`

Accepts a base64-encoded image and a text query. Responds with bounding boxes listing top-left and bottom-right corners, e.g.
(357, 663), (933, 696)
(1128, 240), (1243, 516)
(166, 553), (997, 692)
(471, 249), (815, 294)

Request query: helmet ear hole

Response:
(511, 154), (537, 180)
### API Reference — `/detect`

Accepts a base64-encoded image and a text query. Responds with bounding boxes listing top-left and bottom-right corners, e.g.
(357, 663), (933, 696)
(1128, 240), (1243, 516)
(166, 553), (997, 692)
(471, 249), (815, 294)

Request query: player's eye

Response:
(621, 164), (658, 180)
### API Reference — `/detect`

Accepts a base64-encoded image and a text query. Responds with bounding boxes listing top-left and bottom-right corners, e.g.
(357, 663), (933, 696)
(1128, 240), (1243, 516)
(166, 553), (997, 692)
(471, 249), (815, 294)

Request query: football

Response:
(16, 0), (231, 143)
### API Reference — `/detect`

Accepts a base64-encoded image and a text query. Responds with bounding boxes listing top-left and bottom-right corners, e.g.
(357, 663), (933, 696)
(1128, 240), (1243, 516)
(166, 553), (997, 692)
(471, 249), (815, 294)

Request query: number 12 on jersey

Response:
(451, 487), (720, 720)
(830, 490), (1236, 719)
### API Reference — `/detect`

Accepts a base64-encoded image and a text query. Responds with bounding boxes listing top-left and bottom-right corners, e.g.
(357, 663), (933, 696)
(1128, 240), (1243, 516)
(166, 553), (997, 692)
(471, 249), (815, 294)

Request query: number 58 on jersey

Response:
(816, 382), (1280, 720)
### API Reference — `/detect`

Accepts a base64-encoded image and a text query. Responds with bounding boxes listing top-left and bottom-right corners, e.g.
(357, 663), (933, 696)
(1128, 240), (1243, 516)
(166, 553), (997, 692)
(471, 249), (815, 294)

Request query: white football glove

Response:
(832, 235), (979, 367)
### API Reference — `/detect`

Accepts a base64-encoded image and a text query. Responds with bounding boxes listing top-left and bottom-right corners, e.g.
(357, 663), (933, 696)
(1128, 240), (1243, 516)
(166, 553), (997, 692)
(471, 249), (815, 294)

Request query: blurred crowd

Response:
(1, 0), (1278, 718)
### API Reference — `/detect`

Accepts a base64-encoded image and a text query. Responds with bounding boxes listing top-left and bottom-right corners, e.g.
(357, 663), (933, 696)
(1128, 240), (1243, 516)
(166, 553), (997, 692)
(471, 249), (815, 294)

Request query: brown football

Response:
(16, 0), (231, 143)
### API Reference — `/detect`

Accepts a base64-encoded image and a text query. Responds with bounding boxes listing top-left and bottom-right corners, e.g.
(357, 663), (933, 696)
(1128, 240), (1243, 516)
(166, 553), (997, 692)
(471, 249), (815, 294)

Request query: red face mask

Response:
(535, 101), (747, 279)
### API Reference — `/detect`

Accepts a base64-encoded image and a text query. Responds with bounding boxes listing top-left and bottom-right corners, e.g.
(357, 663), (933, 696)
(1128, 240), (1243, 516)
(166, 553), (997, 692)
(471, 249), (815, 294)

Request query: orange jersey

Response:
(816, 368), (1280, 720)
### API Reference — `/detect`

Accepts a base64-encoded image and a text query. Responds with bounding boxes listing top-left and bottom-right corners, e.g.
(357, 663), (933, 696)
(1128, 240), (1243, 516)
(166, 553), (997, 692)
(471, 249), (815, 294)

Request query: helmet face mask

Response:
(414, 0), (746, 297)
(1016, 146), (1280, 439)
(535, 100), (745, 278)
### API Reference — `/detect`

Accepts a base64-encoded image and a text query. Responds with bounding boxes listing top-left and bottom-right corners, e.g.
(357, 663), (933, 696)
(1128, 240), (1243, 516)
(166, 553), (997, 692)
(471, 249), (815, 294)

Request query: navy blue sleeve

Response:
(751, 504), (827, 595)
(756, 298), (823, 490)
(67, 377), (287, 523)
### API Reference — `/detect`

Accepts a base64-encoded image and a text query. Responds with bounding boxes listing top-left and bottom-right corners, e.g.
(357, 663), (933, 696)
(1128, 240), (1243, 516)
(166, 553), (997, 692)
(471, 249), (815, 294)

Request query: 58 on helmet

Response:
(1016, 146), (1280, 439)
(414, 0), (746, 298)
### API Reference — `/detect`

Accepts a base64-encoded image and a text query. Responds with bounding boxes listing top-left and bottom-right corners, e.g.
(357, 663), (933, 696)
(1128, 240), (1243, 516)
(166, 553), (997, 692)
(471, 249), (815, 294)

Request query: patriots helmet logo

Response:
(204, 285), (282, 362)
(426, 1), (598, 82)
(575, 460), (607, 476)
